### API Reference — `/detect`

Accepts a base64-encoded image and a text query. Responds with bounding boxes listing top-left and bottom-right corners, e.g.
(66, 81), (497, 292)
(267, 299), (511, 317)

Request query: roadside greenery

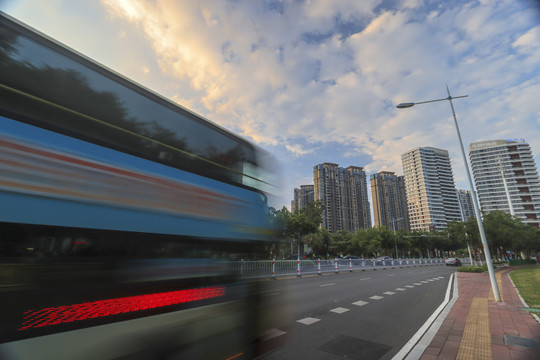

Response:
(509, 266), (540, 308)
(457, 266), (488, 273)
(268, 208), (540, 261)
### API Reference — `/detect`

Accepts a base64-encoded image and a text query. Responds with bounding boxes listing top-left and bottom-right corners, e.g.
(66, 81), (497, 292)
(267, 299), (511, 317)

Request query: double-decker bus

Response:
(0, 12), (287, 359)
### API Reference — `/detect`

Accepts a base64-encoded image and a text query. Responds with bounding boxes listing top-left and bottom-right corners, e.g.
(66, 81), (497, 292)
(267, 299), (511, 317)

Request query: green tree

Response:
(483, 211), (521, 260)
(283, 201), (324, 257)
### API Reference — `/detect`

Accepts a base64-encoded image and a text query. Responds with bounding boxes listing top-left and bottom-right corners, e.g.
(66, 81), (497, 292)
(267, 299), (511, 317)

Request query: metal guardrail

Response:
(232, 258), (445, 279)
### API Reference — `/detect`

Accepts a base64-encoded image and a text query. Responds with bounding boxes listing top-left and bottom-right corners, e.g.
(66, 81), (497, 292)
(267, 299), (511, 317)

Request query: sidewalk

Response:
(419, 267), (540, 360)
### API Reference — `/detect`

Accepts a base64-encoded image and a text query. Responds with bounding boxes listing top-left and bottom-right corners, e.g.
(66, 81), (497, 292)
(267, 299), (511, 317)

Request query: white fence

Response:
(232, 258), (445, 279)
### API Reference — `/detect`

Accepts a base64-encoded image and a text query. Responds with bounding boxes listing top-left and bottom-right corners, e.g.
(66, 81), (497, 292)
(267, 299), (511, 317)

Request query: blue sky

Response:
(2, 0), (540, 218)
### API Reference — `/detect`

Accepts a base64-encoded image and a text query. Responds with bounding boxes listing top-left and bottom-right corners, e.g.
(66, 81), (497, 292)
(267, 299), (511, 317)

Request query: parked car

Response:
(376, 256), (392, 265)
(445, 258), (462, 266)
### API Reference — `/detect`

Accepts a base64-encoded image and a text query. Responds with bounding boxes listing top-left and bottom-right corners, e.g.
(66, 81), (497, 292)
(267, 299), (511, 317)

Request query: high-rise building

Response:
(370, 171), (410, 231)
(457, 189), (475, 221)
(469, 139), (540, 228)
(313, 163), (371, 233)
(401, 147), (461, 231)
(291, 185), (314, 213)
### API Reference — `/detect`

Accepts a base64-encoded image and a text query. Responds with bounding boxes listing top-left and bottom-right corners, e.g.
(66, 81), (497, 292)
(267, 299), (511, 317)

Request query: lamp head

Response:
(396, 102), (414, 109)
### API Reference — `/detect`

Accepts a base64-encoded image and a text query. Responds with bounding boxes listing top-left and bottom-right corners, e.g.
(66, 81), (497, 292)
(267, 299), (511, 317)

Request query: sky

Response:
(2, 0), (540, 219)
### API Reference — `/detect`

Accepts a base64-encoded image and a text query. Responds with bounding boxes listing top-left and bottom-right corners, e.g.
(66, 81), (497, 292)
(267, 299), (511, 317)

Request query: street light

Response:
(396, 85), (501, 302)
(391, 217), (404, 259)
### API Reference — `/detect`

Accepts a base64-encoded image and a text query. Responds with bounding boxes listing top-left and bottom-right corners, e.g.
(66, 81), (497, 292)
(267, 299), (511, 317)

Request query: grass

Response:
(510, 265), (540, 308)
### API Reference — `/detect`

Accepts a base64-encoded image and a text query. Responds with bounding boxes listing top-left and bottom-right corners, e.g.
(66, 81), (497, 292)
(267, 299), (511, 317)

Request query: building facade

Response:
(457, 189), (475, 222)
(291, 185), (314, 213)
(313, 163), (371, 233)
(370, 171), (410, 231)
(401, 147), (461, 231)
(469, 139), (540, 228)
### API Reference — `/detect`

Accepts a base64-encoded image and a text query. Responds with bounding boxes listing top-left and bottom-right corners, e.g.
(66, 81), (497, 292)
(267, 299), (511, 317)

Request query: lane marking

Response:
(352, 300), (369, 306)
(395, 288), (406, 291)
(265, 292), (280, 296)
(330, 307), (350, 314)
(393, 273), (456, 360)
(388, 274), (396, 276)
(413, 283), (422, 285)
(360, 278), (371, 281)
(297, 317), (321, 325)
(383, 291), (396, 295)
(421, 281), (429, 284)
(261, 328), (287, 341)
(320, 283), (335, 287)
(405, 285), (414, 288)
(370, 295), (384, 300)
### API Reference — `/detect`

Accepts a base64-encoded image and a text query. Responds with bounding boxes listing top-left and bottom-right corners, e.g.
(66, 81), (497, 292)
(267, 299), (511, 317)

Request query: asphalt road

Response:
(261, 265), (457, 360)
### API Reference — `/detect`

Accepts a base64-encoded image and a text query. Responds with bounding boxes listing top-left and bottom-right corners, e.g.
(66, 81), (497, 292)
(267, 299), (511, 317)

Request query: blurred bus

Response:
(0, 11), (287, 360)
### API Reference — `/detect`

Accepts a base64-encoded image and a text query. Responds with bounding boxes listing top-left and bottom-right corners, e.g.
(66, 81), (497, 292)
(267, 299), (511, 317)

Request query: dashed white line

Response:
(320, 283), (335, 287)
(370, 295), (384, 300)
(405, 285), (415, 288)
(421, 281), (429, 284)
(395, 288), (406, 291)
(414, 283), (422, 285)
(261, 328), (287, 341)
(330, 307), (350, 314)
(352, 300), (369, 306)
(360, 278), (371, 281)
(297, 317), (321, 325)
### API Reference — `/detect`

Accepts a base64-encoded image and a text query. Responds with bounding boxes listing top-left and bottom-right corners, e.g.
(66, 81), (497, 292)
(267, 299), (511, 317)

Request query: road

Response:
(261, 265), (457, 360)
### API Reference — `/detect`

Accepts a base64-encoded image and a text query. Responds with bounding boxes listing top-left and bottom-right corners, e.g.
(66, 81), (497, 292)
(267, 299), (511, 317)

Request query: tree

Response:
(274, 201), (324, 257)
(328, 231), (352, 256)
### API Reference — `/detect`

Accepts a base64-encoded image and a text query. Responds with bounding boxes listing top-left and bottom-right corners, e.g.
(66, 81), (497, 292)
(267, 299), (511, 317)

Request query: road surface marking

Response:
(414, 283), (422, 285)
(426, 279), (434, 282)
(405, 285), (414, 288)
(387, 274), (395, 276)
(320, 283), (335, 287)
(421, 281), (429, 283)
(360, 278), (371, 281)
(297, 317), (321, 325)
(383, 291), (396, 295)
(352, 300), (369, 306)
(370, 295), (384, 300)
(330, 307), (350, 314)
(261, 328), (287, 341)
(265, 292), (280, 296)
(395, 288), (406, 291)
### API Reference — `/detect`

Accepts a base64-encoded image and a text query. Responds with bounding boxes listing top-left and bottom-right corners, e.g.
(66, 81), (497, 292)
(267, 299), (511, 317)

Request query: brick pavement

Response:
(419, 267), (540, 360)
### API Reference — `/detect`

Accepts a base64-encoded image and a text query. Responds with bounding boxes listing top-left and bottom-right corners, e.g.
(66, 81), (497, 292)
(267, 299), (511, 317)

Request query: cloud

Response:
(6, 0), (534, 210)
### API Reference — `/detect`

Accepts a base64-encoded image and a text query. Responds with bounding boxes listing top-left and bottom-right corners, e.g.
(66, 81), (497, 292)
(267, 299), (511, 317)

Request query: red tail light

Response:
(19, 286), (225, 330)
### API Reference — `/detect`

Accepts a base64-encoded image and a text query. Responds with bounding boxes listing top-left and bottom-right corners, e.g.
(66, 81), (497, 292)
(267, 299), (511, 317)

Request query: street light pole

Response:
(497, 157), (515, 216)
(396, 85), (501, 302)
(392, 217), (403, 259)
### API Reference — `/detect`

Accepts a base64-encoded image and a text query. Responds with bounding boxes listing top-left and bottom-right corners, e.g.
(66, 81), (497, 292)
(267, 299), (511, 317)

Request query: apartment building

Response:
(401, 147), (461, 231)
(469, 139), (540, 228)
(370, 171), (410, 231)
(291, 185), (314, 213)
(313, 163), (371, 233)
(457, 189), (475, 222)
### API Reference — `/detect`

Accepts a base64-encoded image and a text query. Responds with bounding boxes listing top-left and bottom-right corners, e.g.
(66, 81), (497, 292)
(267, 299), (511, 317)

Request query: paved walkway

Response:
(419, 266), (540, 360)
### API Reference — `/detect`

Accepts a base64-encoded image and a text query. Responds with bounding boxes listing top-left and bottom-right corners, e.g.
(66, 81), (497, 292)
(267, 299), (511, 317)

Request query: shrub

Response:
(509, 259), (537, 266)
(457, 266), (488, 273)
